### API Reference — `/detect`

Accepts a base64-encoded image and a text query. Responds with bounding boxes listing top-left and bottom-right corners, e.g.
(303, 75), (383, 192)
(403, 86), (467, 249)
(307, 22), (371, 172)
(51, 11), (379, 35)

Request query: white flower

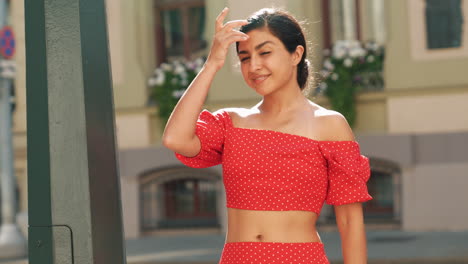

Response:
(148, 68), (166, 86)
(349, 47), (366, 58)
(319, 82), (328, 90)
(153, 68), (163, 76)
(161, 63), (172, 71)
(148, 77), (158, 86)
(324, 59), (334, 71)
(154, 73), (165, 85)
(367, 55), (375, 63)
(333, 48), (347, 59)
(186, 61), (197, 70)
(181, 78), (188, 86)
(172, 89), (185, 98)
(331, 73), (339, 81)
(344, 58), (353, 67)
(365, 41), (380, 51)
(190, 58), (205, 73)
(174, 64), (185, 75)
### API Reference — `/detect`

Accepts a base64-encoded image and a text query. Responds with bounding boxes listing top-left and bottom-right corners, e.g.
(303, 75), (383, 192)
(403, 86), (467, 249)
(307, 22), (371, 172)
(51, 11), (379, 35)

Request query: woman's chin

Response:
(251, 86), (271, 96)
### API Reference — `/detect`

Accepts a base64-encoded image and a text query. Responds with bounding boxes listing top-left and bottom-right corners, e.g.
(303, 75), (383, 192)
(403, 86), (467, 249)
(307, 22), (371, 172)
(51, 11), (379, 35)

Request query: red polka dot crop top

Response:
(175, 109), (373, 216)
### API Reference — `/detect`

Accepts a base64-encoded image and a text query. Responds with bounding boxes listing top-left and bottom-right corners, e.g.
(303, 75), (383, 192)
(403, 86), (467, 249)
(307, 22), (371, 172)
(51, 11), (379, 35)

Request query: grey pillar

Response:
(0, 0), (27, 259)
(25, 0), (126, 263)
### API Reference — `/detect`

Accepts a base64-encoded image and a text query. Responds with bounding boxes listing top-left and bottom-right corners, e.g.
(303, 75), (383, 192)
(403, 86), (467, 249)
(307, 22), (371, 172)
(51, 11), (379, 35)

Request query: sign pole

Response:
(0, 0), (27, 259)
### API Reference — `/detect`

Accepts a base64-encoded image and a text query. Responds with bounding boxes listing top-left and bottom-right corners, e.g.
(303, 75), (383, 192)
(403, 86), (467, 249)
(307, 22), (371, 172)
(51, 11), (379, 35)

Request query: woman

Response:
(163, 7), (373, 264)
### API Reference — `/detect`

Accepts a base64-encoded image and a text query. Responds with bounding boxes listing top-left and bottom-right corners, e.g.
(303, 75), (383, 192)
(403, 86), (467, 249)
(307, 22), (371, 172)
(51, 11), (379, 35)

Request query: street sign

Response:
(0, 26), (15, 59)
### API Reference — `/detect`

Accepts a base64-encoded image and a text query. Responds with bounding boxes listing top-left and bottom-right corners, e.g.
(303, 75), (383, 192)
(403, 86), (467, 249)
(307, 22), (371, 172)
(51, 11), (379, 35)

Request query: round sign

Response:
(0, 26), (15, 59)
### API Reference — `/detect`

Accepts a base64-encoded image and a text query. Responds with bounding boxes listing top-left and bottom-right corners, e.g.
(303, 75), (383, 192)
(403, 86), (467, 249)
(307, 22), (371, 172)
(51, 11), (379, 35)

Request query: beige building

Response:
(10, 0), (468, 239)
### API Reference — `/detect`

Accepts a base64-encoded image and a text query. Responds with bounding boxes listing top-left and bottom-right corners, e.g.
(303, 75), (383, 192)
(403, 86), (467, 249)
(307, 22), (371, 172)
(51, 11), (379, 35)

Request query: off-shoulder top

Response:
(175, 109), (373, 216)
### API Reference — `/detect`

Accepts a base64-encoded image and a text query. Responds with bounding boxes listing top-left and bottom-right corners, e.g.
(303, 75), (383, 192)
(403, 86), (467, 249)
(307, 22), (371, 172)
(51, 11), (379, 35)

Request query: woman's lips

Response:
(252, 74), (270, 84)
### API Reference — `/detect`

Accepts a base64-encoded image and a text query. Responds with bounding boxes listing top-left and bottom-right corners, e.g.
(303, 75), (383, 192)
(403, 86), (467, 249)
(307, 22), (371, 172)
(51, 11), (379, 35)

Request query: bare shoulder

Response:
(216, 107), (255, 117)
(215, 107), (256, 125)
(313, 106), (355, 141)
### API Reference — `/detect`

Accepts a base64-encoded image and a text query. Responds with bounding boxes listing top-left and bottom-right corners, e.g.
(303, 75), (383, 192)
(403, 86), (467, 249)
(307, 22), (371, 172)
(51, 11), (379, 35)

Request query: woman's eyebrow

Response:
(238, 41), (274, 54)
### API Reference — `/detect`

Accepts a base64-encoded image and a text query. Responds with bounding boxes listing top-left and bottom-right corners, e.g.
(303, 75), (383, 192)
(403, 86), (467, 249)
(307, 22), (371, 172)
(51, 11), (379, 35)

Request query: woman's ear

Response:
(292, 45), (305, 65)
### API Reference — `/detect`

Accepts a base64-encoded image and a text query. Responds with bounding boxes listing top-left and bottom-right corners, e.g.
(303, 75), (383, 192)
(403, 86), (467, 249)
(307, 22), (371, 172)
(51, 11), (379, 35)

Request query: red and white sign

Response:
(0, 26), (15, 59)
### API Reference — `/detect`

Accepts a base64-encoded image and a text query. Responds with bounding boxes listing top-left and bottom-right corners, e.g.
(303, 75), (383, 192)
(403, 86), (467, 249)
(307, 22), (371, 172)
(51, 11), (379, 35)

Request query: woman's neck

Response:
(257, 85), (308, 115)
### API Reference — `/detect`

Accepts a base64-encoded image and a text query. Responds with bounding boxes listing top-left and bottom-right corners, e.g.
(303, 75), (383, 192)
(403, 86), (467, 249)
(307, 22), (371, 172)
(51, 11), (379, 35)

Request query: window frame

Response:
(408, 0), (468, 61)
(154, 0), (205, 64)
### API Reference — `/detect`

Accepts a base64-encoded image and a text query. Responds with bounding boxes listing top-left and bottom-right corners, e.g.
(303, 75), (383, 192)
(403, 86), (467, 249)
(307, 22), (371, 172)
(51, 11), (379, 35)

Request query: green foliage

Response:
(148, 58), (205, 126)
(316, 40), (385, 128)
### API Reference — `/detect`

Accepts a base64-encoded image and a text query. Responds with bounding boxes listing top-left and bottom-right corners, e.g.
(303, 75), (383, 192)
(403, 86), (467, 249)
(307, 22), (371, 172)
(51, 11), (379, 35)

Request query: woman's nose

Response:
(249, 56), (262, 72)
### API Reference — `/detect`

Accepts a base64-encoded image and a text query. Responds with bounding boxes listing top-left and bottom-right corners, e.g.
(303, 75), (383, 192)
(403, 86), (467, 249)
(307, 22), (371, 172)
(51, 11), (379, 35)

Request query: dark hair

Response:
(236, 8), (311, 90)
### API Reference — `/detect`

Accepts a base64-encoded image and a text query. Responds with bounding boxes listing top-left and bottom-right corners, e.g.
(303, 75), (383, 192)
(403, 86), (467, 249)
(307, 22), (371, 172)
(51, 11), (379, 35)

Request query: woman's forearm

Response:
(162, 63), (218, 156)
(338, 219), (368, 264)
(162, 8), (249, 157)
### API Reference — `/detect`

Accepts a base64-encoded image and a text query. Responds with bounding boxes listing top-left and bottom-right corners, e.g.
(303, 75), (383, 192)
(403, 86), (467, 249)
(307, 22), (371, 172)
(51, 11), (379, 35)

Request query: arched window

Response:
(364, 158), (402, 223)
(321, 157), (401, 224)
(140, 167), (221, 233)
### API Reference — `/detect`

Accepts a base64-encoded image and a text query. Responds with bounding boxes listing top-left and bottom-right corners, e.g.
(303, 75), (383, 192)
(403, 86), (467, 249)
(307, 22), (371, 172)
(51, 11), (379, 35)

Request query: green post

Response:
(25, 0), (126, 263)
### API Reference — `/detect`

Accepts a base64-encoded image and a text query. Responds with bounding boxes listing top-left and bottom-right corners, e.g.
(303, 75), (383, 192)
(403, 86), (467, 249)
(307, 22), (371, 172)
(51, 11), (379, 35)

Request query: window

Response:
(425, 0), (463, 49)
(154, 0), (207, 63)
(140, 168), (220, 232)
(409, 0), (468, 60)
(364, 171), (395, 220)
(163, 179), (217, 218)
(322, 158), (402, 224)
(322, 0), (387, 48)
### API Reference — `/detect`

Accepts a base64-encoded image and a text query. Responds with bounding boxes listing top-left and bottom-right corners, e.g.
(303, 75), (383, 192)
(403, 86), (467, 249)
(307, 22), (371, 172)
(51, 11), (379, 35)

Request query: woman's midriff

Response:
(225, 208), (322, 243)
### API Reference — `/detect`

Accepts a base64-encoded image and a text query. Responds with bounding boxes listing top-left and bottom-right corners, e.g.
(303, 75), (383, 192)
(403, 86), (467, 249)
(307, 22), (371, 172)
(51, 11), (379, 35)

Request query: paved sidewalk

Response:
(1, 230), (467, 263)
(124, 230), (468, 264)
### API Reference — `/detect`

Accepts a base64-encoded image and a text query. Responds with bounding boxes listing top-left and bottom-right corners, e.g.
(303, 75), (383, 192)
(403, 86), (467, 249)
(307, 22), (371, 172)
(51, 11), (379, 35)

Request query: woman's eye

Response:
(240, 57), (250, 62)
(260, 52), (271, 55)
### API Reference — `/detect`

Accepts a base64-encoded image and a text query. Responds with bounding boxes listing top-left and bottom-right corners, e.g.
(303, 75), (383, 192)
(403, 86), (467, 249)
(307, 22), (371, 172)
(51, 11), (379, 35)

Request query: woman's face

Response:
(237, 28), (302, 96)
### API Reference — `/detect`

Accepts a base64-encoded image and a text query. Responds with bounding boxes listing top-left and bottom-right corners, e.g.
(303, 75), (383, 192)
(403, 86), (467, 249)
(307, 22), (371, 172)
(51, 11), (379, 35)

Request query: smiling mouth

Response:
(252, 75), (270, 84)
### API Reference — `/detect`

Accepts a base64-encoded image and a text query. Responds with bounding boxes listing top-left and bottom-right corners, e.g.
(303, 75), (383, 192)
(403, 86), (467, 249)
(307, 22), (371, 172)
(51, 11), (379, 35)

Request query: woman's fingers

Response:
(215, 30), (249, 47)
(215, 7), (229, 32)
(216, 8), (249, 33)
(209, 7), (249, 70)
(223, 20), (249, 31)
(224, 34), (250, 46)
(219, 31), (249, 44)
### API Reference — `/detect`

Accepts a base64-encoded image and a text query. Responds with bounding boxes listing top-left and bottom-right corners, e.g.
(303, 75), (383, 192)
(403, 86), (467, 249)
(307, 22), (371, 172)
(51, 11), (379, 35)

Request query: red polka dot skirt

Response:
(219, 241), (330, 264)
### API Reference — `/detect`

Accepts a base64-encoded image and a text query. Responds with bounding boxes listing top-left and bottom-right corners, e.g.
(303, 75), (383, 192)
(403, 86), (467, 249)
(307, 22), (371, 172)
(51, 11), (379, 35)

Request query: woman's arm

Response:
(162, 7), (249, 157)
(335, 203), (368, 264)
(321, 111), (369, 263)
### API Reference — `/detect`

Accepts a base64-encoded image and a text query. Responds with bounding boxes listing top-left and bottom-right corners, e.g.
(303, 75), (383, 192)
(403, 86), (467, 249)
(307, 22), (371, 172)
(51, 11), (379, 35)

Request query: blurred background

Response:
(3, 0), (468, 263)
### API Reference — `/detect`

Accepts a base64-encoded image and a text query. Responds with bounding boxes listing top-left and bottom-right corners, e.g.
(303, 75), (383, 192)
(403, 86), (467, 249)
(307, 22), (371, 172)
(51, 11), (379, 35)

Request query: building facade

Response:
(10, 0), (468, 239)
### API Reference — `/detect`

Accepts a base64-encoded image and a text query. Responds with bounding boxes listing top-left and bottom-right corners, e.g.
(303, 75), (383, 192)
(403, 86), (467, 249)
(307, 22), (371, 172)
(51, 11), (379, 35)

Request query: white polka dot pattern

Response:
(219, 241), (330, 263)
(175, 110), (226, 168)
(175, 109), (373, 215)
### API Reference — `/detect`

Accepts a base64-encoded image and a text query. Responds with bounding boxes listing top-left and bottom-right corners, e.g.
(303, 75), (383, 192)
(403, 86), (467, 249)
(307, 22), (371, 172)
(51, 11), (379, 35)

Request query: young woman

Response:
(163, 7), (373, 264)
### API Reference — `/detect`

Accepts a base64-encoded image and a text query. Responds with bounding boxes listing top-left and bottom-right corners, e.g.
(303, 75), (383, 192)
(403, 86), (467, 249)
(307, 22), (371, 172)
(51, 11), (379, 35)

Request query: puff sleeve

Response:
(174, 110), (227, 168)
(319, 141), (373, 205)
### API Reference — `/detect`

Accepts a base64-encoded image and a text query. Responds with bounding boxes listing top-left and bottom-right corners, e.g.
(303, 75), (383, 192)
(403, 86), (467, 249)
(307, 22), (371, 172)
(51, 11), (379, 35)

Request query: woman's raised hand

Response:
(206, 7), (249, 71)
